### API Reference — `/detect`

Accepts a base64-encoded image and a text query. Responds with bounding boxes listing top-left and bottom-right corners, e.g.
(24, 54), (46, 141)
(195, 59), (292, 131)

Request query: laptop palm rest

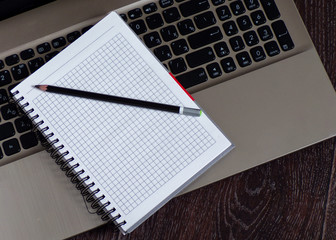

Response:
(183, 47), (336, 193)
(0, 151), (102, 240)
(1, 49), (336, 239)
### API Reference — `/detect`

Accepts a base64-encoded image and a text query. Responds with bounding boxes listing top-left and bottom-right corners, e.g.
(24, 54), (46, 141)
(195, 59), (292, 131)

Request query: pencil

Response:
(34, 85), (202, 117)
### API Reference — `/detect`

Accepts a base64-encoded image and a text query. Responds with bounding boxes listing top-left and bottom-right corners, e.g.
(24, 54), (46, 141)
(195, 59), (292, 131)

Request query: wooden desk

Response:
(70, 0), (336, 239)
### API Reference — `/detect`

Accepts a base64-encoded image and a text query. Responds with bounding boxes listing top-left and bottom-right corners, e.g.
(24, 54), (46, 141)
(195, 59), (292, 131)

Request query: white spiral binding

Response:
(12, 90), (126, 228)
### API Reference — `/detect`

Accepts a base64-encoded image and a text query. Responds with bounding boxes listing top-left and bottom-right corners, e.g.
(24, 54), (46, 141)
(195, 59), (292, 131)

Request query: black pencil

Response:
(34, 85), (202, 117)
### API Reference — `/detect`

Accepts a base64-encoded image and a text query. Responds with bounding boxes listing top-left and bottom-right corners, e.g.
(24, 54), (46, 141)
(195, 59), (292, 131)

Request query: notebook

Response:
(2, 0), (336, 239)
(11, 11), (233, 234)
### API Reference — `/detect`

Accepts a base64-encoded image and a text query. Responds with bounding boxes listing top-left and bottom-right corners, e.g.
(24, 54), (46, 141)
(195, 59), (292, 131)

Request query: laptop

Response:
(1, 0), (336, 239)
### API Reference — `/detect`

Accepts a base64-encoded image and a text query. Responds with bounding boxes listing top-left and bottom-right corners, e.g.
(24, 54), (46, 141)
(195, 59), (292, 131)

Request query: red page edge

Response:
(169, 72), (194, 101)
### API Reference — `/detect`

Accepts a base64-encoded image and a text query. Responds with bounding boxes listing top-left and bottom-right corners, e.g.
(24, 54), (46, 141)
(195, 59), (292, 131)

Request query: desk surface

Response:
(70, 0), (336, 239)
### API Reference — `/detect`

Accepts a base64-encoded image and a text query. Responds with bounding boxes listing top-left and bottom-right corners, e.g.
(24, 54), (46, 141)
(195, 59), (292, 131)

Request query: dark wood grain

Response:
(324, 148), (336, 240)
(69, 0), (336, 239)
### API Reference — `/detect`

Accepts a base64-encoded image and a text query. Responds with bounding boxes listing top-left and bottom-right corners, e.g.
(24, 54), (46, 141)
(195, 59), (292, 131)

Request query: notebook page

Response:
(13, 12), (233, 233)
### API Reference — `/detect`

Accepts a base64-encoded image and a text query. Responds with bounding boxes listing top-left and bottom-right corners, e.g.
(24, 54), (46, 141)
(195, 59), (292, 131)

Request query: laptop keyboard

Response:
(125, 0), (294, 89)
(0, 0), (294, 163)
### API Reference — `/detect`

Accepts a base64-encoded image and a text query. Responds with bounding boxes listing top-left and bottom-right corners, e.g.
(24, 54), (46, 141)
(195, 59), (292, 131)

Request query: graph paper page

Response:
(13, 12), (233, 233)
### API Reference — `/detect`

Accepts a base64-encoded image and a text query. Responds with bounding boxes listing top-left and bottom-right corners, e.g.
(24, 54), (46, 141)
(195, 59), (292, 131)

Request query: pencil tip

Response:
(34, 85), (48, 91)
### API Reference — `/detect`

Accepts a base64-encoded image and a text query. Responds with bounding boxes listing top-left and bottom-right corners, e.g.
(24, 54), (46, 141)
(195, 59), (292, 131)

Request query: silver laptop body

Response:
(1, 0), (336, 239)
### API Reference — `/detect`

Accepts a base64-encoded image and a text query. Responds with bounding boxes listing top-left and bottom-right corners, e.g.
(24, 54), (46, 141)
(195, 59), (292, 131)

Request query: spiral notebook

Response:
(11, 12), (233, 234)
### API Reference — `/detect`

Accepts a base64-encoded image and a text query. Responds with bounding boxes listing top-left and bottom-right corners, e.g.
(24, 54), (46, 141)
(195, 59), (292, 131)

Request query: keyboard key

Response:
(52, 37), (66, 48)
(243, 30), (259, 46)
(229, 36), (245, 52)
(220, 57), (236, 73)
(250, 46), (266, 62)
(188, 26), (223, 49)
(260, 0), (280, 20)
(159, 0), (174, 8)
(20, 132), (38, 149)
(212, 0), (225, 6)
(129, 20), (147, 35)
(5, 54), (19, 66)
(0, 89), (9, 105)
(154, 45), (173, 61)
(244, 0), (260, 10)
(194, 11), (217, 29)
(251, 10), (266, 26)
(0, 148), (3, 159)
(128, 8), (142, 20)
(11, 64), (29, 80)
(28, 57), (44, 73)
(146, 13), (164, 30)
(216, 6), (232, 21)
(257, 25), (273, 41)
(143, 32), (162, 48)
(177, 19), (196, 35)
(36, 132), (47, 146)
(169, 58), (187, 74)
(143, 3), (158, 14)
(171, 39), (189, 55)
(82, 25), (93, 34)
(230, 1), (246, 16)
(8, 84), (18, 95)
(15, 116), (33, 133)
(214, 41), (230, 57)
(179, 0), (210, 17)
(3, 138), (21, 156)
(236, 51), (252, 67)
(45, 51), (59, 62)
(20, 48), (35, 60)
(36, 42), (51, 54)
(1, 103), (19, 120)
(271, 20), (294, 51)
(163, 7), (181, 23)
(176, 68), (207, 89)
(0, 70), (12, 87)
(67, 31), (81, 43)
(277, 34), (294, 52)
(237, 15), (252, 31)
(264, 40), (280, 56)
(223, 20), (238, 36)
(161, 25), (179, 42)
(120, 14), (128, 22)
(206, 62), (222, 78)
(0, 122), (15, 141)
(186, 47), (215, 68)
(0, 60), (4, 69)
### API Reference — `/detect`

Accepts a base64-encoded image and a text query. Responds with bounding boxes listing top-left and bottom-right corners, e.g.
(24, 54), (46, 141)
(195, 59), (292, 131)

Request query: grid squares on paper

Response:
(33, 33), (216, 214)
